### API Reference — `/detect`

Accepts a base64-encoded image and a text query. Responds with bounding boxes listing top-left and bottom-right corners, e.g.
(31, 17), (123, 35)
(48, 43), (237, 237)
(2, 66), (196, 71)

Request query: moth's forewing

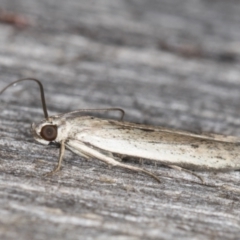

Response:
(66, 117), (240, 171)
(32, 115), (240, 171)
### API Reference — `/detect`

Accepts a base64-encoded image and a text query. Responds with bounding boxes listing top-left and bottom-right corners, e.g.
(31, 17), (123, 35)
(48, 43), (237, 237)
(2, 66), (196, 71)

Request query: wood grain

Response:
(0, 0), (240, 239)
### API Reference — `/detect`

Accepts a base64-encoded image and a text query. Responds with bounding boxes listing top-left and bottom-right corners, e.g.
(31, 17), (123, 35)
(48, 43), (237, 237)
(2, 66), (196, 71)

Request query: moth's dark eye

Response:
(40, 125), (57, 141)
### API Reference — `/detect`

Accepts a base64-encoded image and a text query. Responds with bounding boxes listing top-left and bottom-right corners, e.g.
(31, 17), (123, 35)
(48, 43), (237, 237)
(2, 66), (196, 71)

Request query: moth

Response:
(1, 78), (240, 183)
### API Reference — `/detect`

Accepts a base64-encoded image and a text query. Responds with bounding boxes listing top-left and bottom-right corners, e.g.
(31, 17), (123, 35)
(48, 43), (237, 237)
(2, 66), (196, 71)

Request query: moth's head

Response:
(0, 79), (69, 146)
(32, 117), (66, 146)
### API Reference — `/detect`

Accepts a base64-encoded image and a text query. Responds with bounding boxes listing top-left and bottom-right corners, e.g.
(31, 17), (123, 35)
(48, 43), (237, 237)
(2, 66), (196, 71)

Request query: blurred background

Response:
(1, 1), (240, 239)
(0, 0), (240, 134)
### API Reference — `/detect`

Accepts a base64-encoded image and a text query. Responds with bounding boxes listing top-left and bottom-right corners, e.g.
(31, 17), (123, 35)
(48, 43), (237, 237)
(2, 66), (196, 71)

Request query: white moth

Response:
(1, 78), (240, 183)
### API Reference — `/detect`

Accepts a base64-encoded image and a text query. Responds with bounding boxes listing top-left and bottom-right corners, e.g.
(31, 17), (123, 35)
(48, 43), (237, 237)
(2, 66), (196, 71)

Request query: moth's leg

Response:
(44, 140), (65, 176)
(115, 161), (161, 183)
(167, 164), (205, 184)
(78, 152), (91, 161)
(105, 152), (122, 162)
(67, 142), (120, 162)
(70, 141), (161, 183)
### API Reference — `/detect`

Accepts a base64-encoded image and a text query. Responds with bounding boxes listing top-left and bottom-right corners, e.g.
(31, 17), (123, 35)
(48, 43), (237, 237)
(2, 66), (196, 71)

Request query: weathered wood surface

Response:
(0, 0), (240, 239)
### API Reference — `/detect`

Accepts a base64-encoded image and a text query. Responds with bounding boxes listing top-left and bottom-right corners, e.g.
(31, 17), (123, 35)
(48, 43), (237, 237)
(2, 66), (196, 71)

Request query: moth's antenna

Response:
(0, 78), (48, 119)
(61, 108), (125, 121)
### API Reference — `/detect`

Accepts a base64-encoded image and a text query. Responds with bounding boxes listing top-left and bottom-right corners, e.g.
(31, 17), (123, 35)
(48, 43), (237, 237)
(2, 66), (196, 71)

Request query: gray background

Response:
(0, 0), (240, 239)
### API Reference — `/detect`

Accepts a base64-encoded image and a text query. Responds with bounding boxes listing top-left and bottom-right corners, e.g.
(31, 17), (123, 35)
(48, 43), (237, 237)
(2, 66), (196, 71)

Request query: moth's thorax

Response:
(32, 116), (71, 145)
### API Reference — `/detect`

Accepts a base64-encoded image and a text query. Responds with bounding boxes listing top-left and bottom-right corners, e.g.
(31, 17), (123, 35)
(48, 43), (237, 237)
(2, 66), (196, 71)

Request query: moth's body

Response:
(33, 115), (240, 174)
(2, 79), (240, 183)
